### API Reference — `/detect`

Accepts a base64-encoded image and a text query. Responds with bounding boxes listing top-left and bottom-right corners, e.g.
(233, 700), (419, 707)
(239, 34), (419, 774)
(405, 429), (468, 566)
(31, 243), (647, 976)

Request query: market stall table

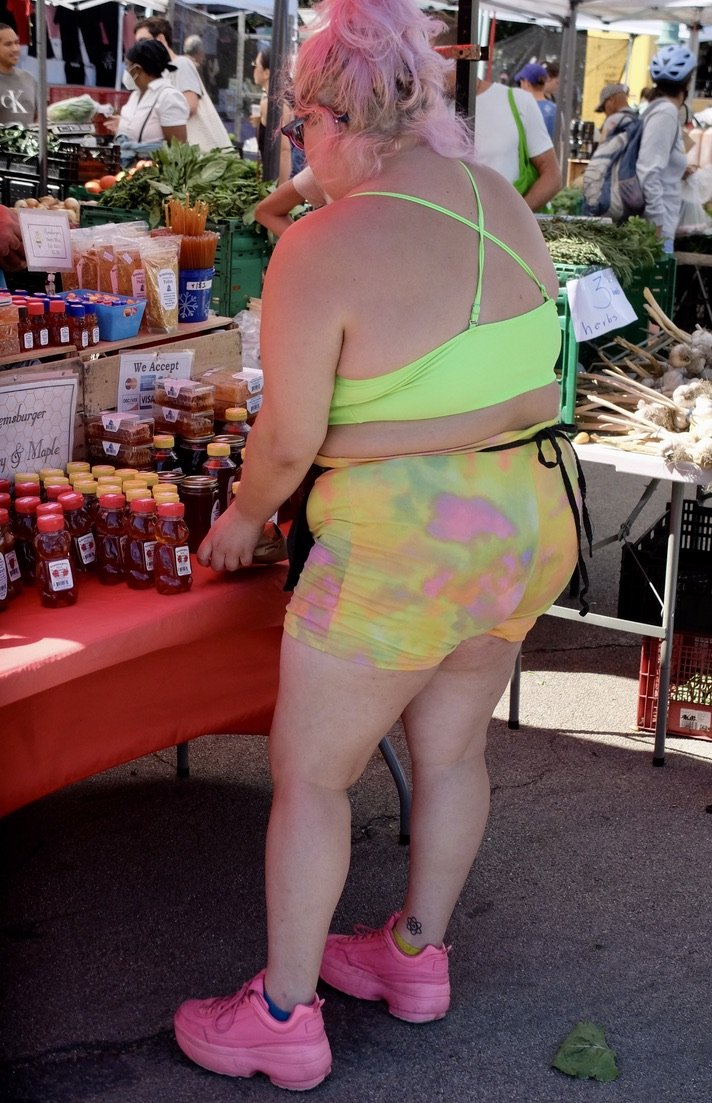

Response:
(509, 441), (712, 764)
(0, 563), (290, 818)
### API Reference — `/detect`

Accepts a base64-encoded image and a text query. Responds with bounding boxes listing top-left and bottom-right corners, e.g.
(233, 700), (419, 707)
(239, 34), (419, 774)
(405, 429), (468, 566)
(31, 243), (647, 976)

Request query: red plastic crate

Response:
(638, 632), (712, 740)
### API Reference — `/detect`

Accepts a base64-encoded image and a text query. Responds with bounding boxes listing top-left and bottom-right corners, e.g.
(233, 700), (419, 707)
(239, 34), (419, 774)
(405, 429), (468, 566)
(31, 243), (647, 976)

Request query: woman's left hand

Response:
(197, 504), (264, 572)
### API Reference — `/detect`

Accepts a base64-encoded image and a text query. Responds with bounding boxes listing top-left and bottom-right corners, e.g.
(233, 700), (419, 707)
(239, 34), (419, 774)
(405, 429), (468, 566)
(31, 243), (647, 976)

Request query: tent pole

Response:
(37, 0), (48, 195)
(455, 0), (479, 120)
(557, 2), (580, 189)
(262, 0), (288, 181)
(115, 2), (124, 92)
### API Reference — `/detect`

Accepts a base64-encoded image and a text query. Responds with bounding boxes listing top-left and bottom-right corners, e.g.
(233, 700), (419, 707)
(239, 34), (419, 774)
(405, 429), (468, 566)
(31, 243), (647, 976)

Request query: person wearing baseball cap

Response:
(515, 61), (557, 138)
(595, 83), (630, 139)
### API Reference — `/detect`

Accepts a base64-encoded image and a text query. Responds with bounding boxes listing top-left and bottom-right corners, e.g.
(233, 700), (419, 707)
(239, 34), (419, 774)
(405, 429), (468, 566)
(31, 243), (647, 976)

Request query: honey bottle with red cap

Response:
(95, 492), (126, 584)
(125, 497), (157, 589)
(35, 513), (77, 607)
(154, 501), (192, 595)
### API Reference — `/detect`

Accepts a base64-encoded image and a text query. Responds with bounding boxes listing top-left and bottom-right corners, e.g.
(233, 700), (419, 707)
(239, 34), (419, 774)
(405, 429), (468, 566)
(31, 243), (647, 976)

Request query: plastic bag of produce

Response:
(47, 94), (107, 124)
(677, 168), (712, 236)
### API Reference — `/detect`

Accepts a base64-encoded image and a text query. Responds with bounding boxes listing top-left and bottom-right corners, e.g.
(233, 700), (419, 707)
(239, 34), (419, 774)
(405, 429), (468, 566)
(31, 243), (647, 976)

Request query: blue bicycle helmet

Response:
(650, 44), (697, 83)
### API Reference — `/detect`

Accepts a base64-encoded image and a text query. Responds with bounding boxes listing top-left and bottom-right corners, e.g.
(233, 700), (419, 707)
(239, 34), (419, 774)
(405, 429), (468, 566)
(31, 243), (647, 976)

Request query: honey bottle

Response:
(34, 513), (77, 607)
(95, 492), (126, 585)
(13, 494), (41, 583)
(125, 498), (157, 589)
(201, 442), (236, 515)
(58, 491), (96, 572)
(154, 501), (192, 595)
(0, 506), (22, 606)
(152, 433), (180, 472)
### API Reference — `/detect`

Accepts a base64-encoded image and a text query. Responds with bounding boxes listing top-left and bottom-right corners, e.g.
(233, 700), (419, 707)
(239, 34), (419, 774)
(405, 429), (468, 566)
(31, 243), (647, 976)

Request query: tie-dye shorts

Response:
(283, 436), (580, 669)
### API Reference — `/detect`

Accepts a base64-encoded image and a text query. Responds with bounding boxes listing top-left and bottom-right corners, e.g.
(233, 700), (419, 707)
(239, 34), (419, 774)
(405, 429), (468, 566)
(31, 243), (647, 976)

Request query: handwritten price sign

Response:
(566, 267), (637, 344)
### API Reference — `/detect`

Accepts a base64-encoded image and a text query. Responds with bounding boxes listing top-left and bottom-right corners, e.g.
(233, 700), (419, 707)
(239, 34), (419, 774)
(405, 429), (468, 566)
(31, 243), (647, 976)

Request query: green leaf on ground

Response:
(552, 1021), (620, 1082)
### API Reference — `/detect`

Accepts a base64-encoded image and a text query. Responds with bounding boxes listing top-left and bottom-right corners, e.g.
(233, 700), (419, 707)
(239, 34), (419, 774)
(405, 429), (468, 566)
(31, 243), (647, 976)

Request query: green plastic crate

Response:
(555, 289), (578, 426)
(210, 223), (271, 317)
(80, 204), (150, 227)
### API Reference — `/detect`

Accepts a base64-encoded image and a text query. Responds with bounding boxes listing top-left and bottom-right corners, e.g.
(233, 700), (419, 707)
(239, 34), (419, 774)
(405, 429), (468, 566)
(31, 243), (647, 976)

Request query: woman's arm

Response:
(254, 179), (306, 237)
(162, 123), (187, 143)
(197, 215), (343, 571)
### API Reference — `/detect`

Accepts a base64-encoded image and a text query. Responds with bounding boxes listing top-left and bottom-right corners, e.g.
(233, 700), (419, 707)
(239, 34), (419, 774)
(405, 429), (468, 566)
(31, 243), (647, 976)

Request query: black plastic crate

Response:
(618, 499), (712, 633)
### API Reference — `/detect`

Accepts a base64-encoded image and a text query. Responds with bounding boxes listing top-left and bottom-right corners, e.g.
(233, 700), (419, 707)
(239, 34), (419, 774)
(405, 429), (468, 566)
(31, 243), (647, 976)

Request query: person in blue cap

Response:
(515, 62), (557, 139)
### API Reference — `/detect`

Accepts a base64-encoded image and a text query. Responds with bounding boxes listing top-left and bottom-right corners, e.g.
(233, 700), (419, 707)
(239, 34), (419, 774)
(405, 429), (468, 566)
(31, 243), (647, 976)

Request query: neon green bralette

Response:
(327, 162), (560, 426)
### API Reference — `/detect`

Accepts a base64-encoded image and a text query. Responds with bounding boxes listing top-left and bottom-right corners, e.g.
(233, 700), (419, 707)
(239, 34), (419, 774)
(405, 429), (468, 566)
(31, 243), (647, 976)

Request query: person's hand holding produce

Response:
(0, 205), (25, 270)
(103, 114), (120, 135)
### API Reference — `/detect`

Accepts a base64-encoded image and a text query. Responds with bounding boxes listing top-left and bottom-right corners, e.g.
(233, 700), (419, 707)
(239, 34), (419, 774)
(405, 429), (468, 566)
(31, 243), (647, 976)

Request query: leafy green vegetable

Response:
(549, 186), (584, 216)
(0, 124), (62, 159)
(97, 140), (272, 228)
(540, 215), (663, 286)
(552, 1021), (620, 1082)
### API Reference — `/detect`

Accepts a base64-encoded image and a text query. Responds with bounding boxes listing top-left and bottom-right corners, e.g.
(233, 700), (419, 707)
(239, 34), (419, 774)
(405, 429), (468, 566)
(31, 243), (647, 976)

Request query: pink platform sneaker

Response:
(174, 970), (332, 1091)
(319, 913), (451, 1023)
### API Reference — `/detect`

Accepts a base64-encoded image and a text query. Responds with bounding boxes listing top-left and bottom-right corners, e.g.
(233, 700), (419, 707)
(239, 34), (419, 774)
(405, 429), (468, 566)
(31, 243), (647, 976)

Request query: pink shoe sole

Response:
(174, 1024), (332, 1091)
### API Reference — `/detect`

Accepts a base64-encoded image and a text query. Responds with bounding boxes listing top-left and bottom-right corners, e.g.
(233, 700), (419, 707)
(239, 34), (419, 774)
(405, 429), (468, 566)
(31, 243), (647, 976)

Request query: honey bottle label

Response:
(0, 555), (7, 601)
(49, 558), (74, 592)
(75, 532), (96, 565)
(143, 541), (156, 572)
(5, 549), (21, 581)
(175, 545), (192, 577)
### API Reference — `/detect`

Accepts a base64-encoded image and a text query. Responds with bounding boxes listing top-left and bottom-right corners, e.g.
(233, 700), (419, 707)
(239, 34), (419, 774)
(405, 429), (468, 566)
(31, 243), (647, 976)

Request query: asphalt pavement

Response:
(2, 461), (712, 1103)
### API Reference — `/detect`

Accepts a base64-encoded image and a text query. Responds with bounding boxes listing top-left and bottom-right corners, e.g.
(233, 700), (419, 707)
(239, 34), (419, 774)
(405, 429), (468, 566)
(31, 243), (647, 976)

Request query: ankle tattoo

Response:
(405, 915), (422, 937)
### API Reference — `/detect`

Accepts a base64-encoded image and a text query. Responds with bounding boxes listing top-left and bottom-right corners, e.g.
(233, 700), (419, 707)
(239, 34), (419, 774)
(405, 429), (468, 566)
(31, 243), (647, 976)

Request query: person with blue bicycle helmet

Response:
(637, 44), (697, 251)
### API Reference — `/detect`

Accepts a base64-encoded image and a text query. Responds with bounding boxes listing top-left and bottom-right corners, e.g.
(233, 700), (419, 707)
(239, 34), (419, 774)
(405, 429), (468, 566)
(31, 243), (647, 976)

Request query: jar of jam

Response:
(156, 470), (185, 489)
(0, 506), (22, 604)
(201, 442), (236, 516)
(13, 494), (41, 583)
(95, 492), (126, 584)
(58, 491), (96, 572)
(125, 498), (157, 589)
(153, 434), (181, 472)
(34, 513), (77, 607)
(154, 501), (192, 595)
(178, 475), (219, 553)
(176, 433), (214, 476)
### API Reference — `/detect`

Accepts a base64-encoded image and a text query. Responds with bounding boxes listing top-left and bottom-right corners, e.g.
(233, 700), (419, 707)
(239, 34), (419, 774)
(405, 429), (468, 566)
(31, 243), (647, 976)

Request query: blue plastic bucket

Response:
(178, 267), (214, 323)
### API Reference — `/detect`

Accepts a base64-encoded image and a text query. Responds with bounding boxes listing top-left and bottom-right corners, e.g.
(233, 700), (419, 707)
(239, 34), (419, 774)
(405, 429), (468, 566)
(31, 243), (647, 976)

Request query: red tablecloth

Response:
(0, 563), (289, 816)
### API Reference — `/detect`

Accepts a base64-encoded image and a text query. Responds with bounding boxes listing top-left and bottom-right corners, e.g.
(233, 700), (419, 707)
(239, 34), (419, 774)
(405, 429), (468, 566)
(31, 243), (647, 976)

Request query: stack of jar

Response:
(1, 291), (100, 356)
(1, 466), (194, 609)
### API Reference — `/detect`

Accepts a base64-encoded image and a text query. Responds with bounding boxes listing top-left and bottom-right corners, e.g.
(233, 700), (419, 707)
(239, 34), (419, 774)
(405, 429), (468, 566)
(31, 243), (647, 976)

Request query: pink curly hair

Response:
(291, 0), (473, 177)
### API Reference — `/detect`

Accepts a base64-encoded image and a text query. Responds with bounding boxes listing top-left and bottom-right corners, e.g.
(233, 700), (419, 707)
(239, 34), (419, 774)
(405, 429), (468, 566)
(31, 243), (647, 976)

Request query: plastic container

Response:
(201, 368), (263, 420)
(0, 506), (22, 602)
(87, 441), (154, 468)
(638, 631), (712, 740)
(153, 378), (215, 412)
(152, 434), (180, 472)
(201, 442), (236, 515)
(86, 412), (154, 446)
(152, 406), (214, 438)
(154, 501), (192, 595)
(59, 490), (96, 572)
(125, 497), (157, 589)
(48, 300), (71, 347)
(35, 513), (77, 607)
(13, 495), (41, 584)
(95, 492), (126, 584)
(27, 301), (49, 348)
(178, 266), (214, 323)
(63, 291), (146, 342)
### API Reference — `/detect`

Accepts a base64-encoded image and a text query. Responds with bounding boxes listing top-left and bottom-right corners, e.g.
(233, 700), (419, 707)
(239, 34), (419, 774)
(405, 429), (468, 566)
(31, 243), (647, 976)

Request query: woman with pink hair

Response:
(174, 0), (585, 1090)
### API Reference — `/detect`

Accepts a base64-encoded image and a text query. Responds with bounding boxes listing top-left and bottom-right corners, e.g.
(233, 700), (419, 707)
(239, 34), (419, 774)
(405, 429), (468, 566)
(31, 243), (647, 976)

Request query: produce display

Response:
(0, 124), (63, 158)
(575, 290), (712, 467)
(94, 140), (272, 227)
(14, 195), (80, 225)
(540, 216), (664, 285)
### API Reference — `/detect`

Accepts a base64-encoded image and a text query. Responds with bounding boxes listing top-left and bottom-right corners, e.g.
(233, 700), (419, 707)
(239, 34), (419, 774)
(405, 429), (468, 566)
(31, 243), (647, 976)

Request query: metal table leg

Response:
(652, 483), (685, 767)
(176, 742), (190, 779)
(378, 736), (411, 845)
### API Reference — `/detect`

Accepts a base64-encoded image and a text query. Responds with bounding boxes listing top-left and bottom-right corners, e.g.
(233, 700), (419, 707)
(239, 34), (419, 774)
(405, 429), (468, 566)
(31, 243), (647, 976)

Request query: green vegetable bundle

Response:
(0, 124), (62, 159)
(539, 216), (664, 286)
(97, 140), (272, 229)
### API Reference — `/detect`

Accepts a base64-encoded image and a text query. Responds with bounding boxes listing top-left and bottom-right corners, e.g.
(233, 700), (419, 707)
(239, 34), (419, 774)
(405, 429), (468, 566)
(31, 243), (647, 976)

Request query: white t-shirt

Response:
(117, 78), (189, 144)
(473, 84), (553, 185)
(168, 55), (203, 100)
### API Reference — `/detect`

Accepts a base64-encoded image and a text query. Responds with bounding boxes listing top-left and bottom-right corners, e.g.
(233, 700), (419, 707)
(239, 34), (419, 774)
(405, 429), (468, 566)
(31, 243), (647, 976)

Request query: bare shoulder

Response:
(463, 160), (558, 298)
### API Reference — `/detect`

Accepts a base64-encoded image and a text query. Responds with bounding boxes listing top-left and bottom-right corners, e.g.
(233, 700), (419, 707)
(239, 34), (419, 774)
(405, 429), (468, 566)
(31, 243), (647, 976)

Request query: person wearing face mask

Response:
(107, 39), (188, 168)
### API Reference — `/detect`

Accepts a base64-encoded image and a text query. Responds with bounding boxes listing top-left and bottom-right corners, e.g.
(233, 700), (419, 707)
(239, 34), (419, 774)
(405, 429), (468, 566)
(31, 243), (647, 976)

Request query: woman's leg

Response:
(264, 634), (435, 1011)
(396, 633), (521, 949)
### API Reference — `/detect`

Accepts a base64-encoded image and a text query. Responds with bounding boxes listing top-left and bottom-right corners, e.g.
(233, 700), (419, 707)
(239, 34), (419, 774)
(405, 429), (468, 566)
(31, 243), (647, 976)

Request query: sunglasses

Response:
(281, 109), (349, 151)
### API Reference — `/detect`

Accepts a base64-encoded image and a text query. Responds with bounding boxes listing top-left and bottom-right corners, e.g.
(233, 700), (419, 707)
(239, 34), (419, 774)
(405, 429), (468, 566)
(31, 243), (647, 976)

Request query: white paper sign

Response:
(566, 267), (637, 343)
(0, 376), (77, 476)
(117, 349), (195, 412)
(18, 207), (73, 271)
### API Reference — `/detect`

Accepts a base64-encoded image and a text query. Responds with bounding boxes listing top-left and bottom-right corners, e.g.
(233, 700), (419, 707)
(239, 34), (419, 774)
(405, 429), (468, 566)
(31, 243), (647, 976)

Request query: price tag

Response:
(566, 267), (637, 344)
